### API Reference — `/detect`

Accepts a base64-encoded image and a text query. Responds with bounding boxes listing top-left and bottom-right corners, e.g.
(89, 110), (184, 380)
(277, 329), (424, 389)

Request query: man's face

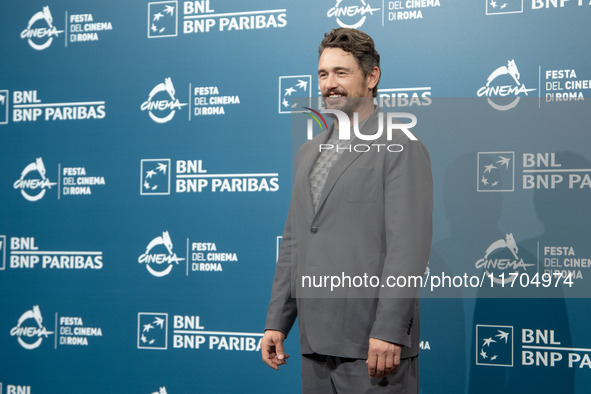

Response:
(318, 47), (373, 115)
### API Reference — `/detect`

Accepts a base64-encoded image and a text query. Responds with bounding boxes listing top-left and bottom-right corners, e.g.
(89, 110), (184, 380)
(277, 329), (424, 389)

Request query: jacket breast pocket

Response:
(342, 167), (378, 203)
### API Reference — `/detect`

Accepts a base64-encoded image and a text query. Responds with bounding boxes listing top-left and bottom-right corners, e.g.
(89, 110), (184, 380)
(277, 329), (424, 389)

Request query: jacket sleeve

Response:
(264, 193), (298, 337)
(369, 137), (433, 347)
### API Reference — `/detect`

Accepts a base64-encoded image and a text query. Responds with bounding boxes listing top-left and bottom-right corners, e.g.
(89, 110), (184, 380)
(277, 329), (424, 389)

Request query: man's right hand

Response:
(261, 330), (289, 370)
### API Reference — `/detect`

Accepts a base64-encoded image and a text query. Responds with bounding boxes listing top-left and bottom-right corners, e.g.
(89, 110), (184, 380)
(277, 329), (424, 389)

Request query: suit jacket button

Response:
(310, 226), (318, 234)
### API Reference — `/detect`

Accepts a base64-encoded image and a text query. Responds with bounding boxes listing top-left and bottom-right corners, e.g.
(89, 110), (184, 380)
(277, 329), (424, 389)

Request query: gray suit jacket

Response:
(266, 109), (433, 359)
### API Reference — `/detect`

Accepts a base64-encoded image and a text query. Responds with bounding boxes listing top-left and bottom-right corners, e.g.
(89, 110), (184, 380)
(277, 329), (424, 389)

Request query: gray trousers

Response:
(301, 354), (419, 394)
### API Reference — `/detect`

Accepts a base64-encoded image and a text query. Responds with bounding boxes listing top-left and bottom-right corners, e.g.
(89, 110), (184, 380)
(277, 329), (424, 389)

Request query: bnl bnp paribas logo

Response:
(141, 78), (187, 123)
(327, 0), (380, 29)
(476, 325), (514, 366)
(141, 159), (170, 195)
(148, 1), (286, 37)
(486, 0), (523, 15)
(10, 306), (54, 350)
(0, 383), (33, 394)
(138, 231), (184, 277)
(138, 313), (168, 349)
(20, 6), (64, 50)
(0, 90), (8, 125)
(477, 152), (515, 192)
(138, 312), (263, 351)
(13, 158), (57, 202)
(476, 325), (591, 369)
(147, 1), (178, 38)
(477, 60), (536, 111)
(278, 75), (312, 114)
(0, 235), (6, 271)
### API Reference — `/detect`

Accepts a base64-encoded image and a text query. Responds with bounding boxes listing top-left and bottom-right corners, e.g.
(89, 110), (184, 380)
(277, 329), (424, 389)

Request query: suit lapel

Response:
(313, 148), (363, 216)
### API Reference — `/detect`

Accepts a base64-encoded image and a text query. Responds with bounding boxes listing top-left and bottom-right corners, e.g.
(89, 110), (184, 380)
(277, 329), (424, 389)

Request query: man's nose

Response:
(323, 73), (338, 91)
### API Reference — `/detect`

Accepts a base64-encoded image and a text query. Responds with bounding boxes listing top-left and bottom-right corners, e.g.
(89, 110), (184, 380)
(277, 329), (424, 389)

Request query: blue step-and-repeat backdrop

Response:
(1, 1), (590, 393)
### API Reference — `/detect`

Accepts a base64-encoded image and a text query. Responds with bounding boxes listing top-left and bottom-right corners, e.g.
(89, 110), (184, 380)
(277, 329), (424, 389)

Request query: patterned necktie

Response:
(309, 112), (372, 212)
(309, 134), (348, 212)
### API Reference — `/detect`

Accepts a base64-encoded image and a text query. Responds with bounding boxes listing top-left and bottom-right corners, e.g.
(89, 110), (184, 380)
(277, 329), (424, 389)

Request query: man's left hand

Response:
(366, 338), (401, 378)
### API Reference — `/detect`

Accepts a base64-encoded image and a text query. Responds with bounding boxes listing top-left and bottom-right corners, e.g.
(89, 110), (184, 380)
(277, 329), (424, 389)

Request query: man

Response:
(262, 28), (432, 393)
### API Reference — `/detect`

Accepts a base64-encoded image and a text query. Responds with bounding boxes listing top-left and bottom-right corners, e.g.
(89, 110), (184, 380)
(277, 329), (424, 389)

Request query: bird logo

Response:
(148, 2), (177, 37)
(279, 76), (311, 113)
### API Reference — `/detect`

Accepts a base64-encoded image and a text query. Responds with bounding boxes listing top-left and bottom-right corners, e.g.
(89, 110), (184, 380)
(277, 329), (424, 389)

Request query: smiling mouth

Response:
(324, 90), (347, 98)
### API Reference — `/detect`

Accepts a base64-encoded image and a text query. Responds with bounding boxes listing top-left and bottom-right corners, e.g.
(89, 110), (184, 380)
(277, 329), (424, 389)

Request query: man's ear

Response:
(367, 66), (381, 91)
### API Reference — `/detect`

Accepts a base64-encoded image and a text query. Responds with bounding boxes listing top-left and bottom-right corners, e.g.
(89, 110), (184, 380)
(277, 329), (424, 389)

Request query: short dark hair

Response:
(318, 28), (381, 97)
